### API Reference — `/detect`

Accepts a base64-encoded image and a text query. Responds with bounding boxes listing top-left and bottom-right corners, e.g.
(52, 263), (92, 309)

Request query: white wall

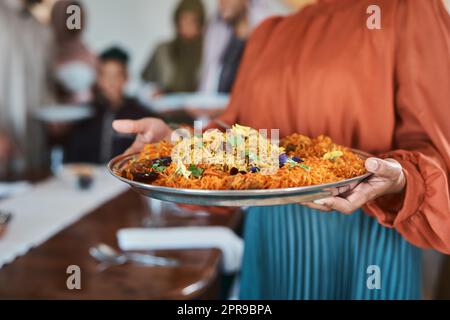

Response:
(80, 0), (217, 84)
(79, 0), (289, 93)
(81, 1), (289, 76)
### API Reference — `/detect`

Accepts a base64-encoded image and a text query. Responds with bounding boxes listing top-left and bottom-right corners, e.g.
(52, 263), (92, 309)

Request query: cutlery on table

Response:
(89, 243), (179, 267)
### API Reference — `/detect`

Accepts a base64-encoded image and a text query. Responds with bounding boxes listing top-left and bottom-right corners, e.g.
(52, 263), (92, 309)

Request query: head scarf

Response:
(167, 0), (206, 92)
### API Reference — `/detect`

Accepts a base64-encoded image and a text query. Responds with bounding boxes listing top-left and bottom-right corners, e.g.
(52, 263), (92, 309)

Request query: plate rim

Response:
(107, 149), (372, 197)
(33, 105), (94, 122)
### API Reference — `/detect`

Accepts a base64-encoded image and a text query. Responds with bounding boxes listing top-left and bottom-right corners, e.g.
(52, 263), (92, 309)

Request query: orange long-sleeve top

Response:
(213, 0), (450, 253)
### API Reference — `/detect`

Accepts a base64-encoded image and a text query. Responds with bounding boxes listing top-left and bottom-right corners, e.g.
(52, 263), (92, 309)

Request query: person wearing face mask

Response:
(0, 0), (52, 176)
(65, 47), (157, 164)
(141, 0), (206, 93)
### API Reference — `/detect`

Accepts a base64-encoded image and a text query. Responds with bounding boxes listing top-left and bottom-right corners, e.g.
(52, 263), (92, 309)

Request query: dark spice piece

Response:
(230, 167), (239, 175)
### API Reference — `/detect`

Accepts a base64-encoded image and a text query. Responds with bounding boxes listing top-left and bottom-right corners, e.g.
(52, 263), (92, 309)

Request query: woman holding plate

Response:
(113, 0), (450, 299)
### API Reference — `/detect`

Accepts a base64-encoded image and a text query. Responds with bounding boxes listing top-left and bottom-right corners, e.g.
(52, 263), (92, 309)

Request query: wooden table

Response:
(0, 190), (242, 299)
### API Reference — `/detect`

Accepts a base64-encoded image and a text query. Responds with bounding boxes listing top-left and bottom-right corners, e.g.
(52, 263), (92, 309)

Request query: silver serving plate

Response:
(108, 150), (372, 207)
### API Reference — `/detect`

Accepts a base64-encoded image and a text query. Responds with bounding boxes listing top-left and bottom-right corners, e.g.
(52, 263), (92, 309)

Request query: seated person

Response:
(66, 47), (157, 164)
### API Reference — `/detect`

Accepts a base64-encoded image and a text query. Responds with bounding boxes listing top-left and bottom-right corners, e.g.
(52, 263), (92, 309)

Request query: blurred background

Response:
(0, 0), (449, 300)
(33, 0), (290, 84)
(0, 0), (306, 177)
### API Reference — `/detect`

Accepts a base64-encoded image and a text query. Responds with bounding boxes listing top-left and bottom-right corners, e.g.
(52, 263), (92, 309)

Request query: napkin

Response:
(0, 182), (32, 199)
(0, 167), (128, 269)
(117, 227), (244, 274)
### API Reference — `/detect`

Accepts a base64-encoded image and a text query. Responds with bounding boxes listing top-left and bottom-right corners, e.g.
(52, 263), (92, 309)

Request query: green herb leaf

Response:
(285, 158), (300, 168)
(154, 166), (166, 173)
(299, 164), (311, 171)
(151, 160), (167, 173)
(188, 164), (204, 178)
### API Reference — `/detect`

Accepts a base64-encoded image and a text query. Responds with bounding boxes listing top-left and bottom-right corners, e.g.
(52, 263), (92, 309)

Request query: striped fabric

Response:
(239, 205), (422, 300)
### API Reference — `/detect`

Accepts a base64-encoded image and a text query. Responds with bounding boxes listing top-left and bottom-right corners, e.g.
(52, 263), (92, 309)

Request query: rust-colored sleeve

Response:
(364, 0), (450, 253)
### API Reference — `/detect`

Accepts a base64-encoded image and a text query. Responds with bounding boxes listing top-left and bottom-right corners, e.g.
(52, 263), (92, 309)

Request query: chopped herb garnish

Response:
(151, 159), (167, 173)
(299, 164), (311, 171)
(153, 165), (166, 173)
(285, 158), (300, 168)
(188, 164), (204, 178)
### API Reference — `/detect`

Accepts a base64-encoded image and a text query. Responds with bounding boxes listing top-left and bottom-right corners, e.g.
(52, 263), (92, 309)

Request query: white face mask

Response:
(55, 62), (96, 93)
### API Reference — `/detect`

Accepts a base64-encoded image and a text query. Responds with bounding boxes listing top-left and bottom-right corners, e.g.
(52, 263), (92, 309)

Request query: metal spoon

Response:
(89, 243), (179, 267)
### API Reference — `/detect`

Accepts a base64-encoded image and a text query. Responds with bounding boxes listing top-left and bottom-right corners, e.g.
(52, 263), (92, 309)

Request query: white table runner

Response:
(0, 167), (128, 268)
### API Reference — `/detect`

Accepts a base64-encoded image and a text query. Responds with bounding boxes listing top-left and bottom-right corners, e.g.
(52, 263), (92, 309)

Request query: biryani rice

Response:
(120, 127), (367, 190)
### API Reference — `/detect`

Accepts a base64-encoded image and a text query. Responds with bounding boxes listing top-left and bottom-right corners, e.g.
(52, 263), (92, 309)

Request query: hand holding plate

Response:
(301, 157), (405, 214)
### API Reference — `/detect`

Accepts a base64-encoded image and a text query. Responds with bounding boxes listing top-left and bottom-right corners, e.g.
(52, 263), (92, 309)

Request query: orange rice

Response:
(120, 133), (367, 190)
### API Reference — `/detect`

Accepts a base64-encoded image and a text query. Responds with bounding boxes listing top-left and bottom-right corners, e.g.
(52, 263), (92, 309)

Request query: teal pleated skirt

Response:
(239, 205), (422, 300)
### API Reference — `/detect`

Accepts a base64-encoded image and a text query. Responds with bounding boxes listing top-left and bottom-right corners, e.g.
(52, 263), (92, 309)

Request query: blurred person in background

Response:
(50, 0), (97, 105)
(0, 0), (53, 177)
(66, 47), (157, 164)
(141, 0), (205, 93)
(186, 0), (273, 122)
(198, 0), (272, 94)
